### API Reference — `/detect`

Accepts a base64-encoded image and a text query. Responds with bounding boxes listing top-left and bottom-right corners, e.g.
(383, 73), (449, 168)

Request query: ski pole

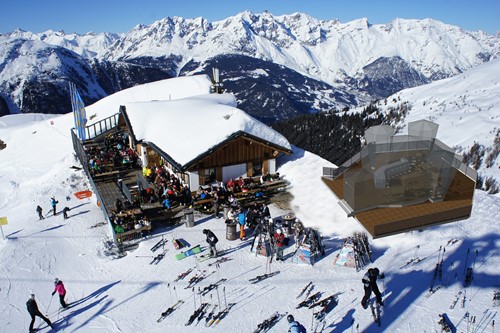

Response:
(311, 307), (314, 332)
(216, 285), (221, 309)
(382, 275), (386, 299)
(173, 285), (178, 301)
(46, 293), (54, 314)
(168, 283), (172, 303)
(192, 287), (196, 311)
(194, 255), (200, 271)
(223, 286), (227, 308)
(411, 245), (420, 266)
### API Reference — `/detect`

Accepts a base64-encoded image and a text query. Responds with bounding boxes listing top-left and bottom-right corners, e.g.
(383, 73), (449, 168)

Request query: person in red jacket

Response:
(273, 229), (285, 261)
(52, 278), (68, 308)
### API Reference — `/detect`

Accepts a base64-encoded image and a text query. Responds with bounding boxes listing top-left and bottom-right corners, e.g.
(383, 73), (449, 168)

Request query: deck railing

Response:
(71, 129), (119, 249)
(83, 113), (120, 141)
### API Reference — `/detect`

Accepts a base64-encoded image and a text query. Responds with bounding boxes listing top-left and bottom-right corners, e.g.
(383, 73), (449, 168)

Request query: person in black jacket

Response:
(36, 206), (45, 220)
(361, 267), (385, 309)
(203, 229), (219, 257)
(62, 207), (70, 219)
(26, 294), (53, 332)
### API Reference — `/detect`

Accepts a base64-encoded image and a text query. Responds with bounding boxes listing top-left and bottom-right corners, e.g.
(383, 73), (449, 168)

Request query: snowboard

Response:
(175, 245), (202, 260)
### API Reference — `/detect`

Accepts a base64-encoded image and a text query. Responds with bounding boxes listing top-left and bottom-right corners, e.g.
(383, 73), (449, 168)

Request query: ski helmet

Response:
(30, 294), (35, 300)
(54, 278), (59, 284)
(276, 229), (282, 234)
(287, 314), (294, 323)
(203, 229), (208, 234)
(371, 268), (380, 276)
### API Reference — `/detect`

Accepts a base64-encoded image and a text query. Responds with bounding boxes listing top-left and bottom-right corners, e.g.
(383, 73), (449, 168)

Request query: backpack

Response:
(290, 322), (307, 333)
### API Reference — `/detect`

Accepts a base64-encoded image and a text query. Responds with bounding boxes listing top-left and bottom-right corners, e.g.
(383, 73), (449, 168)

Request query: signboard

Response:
(0, 217), (8, 225)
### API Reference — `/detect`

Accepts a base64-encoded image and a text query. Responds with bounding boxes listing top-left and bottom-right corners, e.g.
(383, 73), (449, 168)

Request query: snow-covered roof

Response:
(123, 93), (291, 166)
(86, 74), (213, 121)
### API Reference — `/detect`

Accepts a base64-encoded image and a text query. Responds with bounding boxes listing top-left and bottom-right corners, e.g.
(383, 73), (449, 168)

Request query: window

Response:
(252, 161), (263, 176)
(204, 168), (216, 184)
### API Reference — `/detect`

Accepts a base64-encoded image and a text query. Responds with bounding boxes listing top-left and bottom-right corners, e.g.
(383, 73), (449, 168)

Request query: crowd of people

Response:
(109, 198), (151, 235)
(86, 131), (139, 176)
(142, 165), (193, 209)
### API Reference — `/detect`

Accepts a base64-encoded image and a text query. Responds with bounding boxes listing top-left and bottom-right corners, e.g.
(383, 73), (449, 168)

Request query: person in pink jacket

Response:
(52, 278), (68, 308)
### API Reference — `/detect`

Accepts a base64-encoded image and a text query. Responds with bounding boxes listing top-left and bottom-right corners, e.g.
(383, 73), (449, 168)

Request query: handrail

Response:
(83, 113), (120, 141)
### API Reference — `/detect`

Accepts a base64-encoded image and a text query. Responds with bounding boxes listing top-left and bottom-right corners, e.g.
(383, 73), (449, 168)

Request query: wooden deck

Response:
(321, 169), (475, 238)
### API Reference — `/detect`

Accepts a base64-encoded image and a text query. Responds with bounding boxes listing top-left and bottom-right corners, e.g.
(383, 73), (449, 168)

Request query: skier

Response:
(273, 228), (285, 261)
(361, 267), (385, 309)
(36, 205), (45, 220)
(50, 197), (58, 216)
(52, 278), (68, 308)
(287, 314), (307, 333)
(62, 207), (70, 219)
(203, 229), (219, 258)
(26, 294), (53, 332)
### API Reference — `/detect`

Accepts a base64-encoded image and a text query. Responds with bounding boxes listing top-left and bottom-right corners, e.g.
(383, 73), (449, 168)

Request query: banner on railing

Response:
(69, 82), (88, 141)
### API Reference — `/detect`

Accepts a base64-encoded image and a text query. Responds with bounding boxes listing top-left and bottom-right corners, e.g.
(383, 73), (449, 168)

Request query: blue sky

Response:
(2, 0), (499, 35)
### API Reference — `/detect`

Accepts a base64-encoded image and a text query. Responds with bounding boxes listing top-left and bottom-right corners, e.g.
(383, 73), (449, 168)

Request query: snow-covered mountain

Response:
(1, 12), (499, 119)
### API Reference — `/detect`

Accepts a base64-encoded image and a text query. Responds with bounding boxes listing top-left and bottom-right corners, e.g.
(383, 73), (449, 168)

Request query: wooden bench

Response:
(93, 170), (120, 180)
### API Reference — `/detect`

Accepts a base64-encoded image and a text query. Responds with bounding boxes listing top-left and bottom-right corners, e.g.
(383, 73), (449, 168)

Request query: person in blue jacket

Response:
(50, 197), (58, 215)
(287, 314), (306, 332)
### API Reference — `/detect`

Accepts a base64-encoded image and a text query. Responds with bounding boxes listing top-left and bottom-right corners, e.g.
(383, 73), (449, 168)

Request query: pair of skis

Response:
(206, 303), (236, 327)
(185, 302), (209, 326)
(199, 278), (226, 296)
(253, 311), (287, 333)
(150, 237), (167, 252)
(150, 249), (168, 265)
(297, 281), (313, 298)
(134, 249), (169, 264)
(208, 257), (233, 267)
(428, 245), (445, 296)
(248, 271), (280, 284)
(184, 270), (213, 289)
(174, 267), (193, 282)
(311, 295), (338, 333)
(369, 301), (381, 326)
(157, 299), (184, 322)
(449, 290), (463, 309)
(297, 291), (321, 309)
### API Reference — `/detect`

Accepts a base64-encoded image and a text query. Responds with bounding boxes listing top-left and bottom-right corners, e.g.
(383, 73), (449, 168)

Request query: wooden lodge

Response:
(71, 90), (292, 249)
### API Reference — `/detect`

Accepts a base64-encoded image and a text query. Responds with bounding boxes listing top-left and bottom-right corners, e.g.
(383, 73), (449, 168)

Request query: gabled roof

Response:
(122, 93), (291, 168)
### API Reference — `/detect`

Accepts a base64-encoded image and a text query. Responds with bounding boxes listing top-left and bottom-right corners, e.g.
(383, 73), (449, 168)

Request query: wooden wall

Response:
(190, 136), (277, 171)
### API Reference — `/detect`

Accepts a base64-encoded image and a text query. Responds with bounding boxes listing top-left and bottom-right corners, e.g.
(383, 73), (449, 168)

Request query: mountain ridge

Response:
(1, 11), (499, 118)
